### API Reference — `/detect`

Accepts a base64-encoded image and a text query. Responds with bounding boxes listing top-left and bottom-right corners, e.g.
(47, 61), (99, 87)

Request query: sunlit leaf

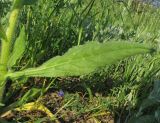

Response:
(7, 26), (26, 68)
(7, 41), (152, 78)
(0, 103), (5, 107)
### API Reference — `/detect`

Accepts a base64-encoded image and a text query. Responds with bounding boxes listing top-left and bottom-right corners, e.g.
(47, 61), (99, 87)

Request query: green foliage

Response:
(128, 80), (160, 123)
(22, 0), (38, 5)
(33, 118), (48, 123)
(0, 103), (5, 107)
(155, 109), (160, 123)
(139, 80), (160, 112)
(0, 23), (7, 41)
(128, 115), (157, 123)
(7, 26), (26, 68)
(1, 0), (160, 122)
(7, 41), (152, 78)
(137, 80), (160, 115)
(19, 88), (41, 104)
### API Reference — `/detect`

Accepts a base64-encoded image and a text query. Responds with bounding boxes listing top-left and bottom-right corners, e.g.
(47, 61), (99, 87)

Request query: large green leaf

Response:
(7, 26), (26, 68)
(7, 41), (152, 78)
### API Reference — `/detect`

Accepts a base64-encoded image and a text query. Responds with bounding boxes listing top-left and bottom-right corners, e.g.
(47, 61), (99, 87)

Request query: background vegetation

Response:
(1, 0), (160, 123)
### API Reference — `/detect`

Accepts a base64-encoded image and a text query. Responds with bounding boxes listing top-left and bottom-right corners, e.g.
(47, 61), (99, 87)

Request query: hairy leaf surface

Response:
(7, 27), (26, 68)
(8, 41), (152, 78)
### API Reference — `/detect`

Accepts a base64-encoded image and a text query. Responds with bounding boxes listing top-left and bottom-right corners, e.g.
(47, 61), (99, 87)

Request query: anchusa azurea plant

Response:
(0, 0), (153, 117)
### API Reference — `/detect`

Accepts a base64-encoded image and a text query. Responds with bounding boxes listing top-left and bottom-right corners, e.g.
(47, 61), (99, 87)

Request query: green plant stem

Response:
(0, 83), (5, 104)
(0, 0), (23, 103)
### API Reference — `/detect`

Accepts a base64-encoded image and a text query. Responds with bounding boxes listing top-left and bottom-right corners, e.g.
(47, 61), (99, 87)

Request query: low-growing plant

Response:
(0, 0), (153, 119)
(128, 80), (160, 123)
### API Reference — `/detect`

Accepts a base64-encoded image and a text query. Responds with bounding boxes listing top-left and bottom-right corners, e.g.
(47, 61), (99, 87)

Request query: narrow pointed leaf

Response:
(7, 41), (152, 78)
(19, 88), (41, 104)
(7, 26), (26, 68)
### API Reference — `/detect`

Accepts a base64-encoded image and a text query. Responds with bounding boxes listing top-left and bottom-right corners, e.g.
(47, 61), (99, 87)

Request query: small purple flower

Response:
(58, 90), (64, 97)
